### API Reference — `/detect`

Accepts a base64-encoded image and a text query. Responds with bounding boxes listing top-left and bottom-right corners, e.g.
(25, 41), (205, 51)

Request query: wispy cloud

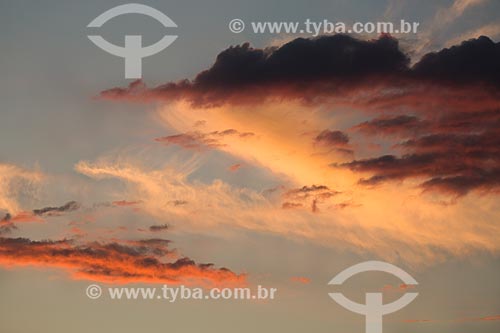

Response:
(0, 163), (43, 216)
(73, 156), (500, 265)
(445, 22), (500, 47)
(414, 0), (488, 56)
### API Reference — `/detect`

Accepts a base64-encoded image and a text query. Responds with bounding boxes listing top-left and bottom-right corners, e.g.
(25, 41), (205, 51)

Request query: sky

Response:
(0, 0), (499, 332)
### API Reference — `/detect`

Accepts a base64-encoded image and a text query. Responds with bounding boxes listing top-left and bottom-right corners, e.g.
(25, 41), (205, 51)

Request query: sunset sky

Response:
(1, 1), (499, 332)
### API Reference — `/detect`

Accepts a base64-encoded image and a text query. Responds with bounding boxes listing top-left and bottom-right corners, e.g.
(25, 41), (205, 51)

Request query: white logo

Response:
(328, 261), (418, 333)
(86, 284), (102, 299)
(228, 19), (245, 33)
(87, 3), (178, 79)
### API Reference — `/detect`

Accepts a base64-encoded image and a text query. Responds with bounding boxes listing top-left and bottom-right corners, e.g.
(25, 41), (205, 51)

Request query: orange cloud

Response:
(4, 212), (44, 223)
(86, 36), (500, 266)
(290, 276), (311, 284)
(112, 200), (141, 207)
(479, 315), (500, 321)
(0, 237), (245, 287)
(458, 314), (500, 322)
(229, 163), (242, 172)
(404, 314), (500, 324)
(382, 283), (416, 293)
(75, 153), (500, 266)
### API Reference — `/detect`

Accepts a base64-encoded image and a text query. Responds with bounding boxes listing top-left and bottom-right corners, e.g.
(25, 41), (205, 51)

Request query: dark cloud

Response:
(192, 34), (408, 87)
(353, 115), (428, 136)
(421, 171), (500, 196)
(413, 36), (500, 86)
(435, 110), (500, 133)
(399, 132), (499, 152)
(344, 106), (500, 196)
(100, 36), (500, 106)
(314, 130), (350, 146)
(149, 224), (169, 232)
(340, 154), (430, 182)
(100, 35), (410, 105)
(313, 130), (353, 156)
(33, 201), (80, 216)
(287, 185), (330, 194)
(1, 213), (11, 223)
(339, 129), (500, 195)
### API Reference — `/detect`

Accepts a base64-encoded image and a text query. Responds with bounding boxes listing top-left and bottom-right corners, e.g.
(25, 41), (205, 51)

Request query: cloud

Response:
(72, 157), (500, 266)
(339, 129), (500, 196)
(413, 36), (500, 85)
(112, 200), (141, 207)
(445, 22), (500, 48)
(74, 159), (274, 232)
(353, 115), (427, 136)
(404, 313), (500, 324)
(314, 130), (349, 146)
(33, 201), (80, 216)
(100, 35), (500, 107)
(149, 224), (169, 232)
(228, 163), (242, 172)
(0, 236), (244, 286)
(1, 212), (43, 223)
(91, 34), (500, 265)
(290, 276), (311, 284)
(283, 185), (340, 212)
(189, 35), (408, 85)
(0, 201), (81, 225)
(0, 163), (43, 216)
(0, 221), (17, 235)
(414, 0), (488, 56)
(100, 35), (410, 106)
(382, 283), (416, 293)
(281, 185), (340, 212)
(478, 315), (500, 321)
(313, 129), (353, 156)
(155, 129), (254, 150)
(0, 173), (244, 287)
(282, 202), (303, 209)
(147, 97), (500, 263)
(156, 132), (219, 150)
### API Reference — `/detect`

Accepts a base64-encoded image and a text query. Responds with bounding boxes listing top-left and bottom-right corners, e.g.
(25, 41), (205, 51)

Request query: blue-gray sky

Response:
(1, 1), (499, 332)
